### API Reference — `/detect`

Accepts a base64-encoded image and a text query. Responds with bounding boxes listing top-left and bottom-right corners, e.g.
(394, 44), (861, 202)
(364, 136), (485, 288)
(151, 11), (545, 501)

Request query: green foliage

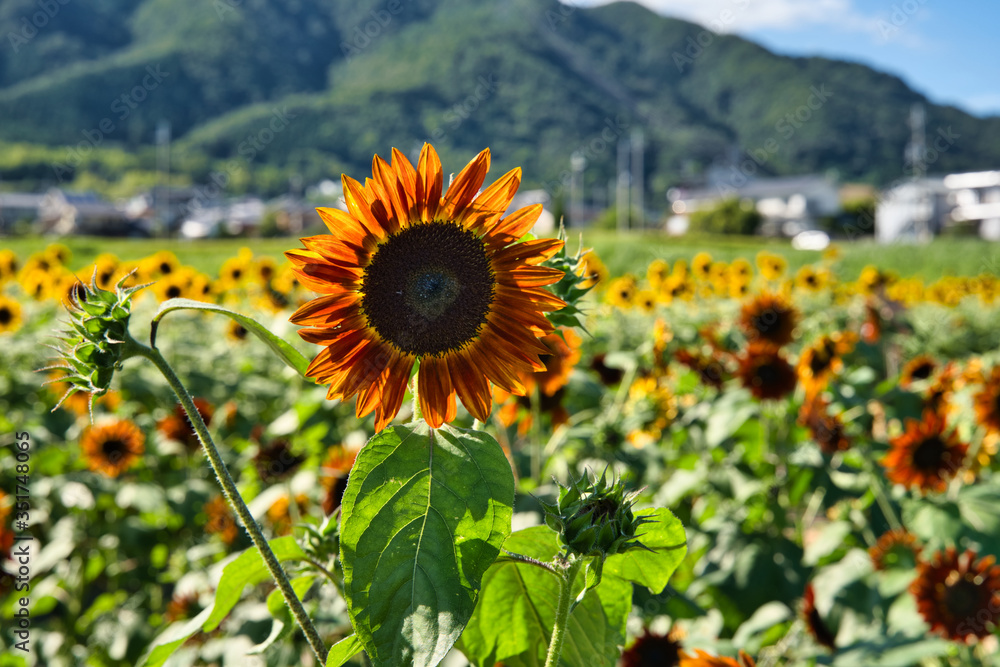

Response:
(339, 422), (515, 666)
(458, 526), (632, 667)
(3, 0), (1000, 198)
(689, 198), (763, 235)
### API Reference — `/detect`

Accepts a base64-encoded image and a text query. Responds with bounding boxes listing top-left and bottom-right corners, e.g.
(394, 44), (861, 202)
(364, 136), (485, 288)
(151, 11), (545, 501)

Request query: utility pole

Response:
(155, 120), (171, 236)
(630, 128), (644, 228)
(616, 137), (630, 232)
(569, 151), (586, 227)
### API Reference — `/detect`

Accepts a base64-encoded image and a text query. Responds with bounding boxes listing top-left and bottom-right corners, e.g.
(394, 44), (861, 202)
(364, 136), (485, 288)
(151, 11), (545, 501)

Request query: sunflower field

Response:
(4, 154), (1000, 667)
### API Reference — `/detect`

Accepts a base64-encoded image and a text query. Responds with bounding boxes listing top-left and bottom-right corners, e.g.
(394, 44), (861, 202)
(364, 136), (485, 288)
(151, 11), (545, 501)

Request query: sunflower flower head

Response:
(287, 144), (565, 431)
(80, 418), (145, 477)
(621, 629), (683, 667)
(541, 470), (651, 559)
(882, 410), (968, 493)
(44, 270), (147, 413)
(911, 547), (1000, 642)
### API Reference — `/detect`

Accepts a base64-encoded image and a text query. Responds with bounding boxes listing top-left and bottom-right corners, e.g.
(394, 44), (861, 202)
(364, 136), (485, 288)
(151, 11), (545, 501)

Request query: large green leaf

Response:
(604, 508), (687, 594)
(340, 422), (514, 667)
(150, 297), (309, 376)
(458, 526), (630, 667)
(137, 536), (305, 667)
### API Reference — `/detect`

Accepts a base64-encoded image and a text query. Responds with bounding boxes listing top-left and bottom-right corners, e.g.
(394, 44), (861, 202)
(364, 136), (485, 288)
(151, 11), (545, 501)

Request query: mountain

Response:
(1, 0), (999, 203)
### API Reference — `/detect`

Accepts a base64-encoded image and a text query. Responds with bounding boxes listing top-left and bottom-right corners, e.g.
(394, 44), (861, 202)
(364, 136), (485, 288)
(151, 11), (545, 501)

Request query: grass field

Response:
(3, 231), (998, 280)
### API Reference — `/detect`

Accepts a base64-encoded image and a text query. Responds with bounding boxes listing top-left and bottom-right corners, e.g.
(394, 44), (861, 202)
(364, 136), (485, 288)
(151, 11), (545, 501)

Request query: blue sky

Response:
(574, 0), (1000, 117)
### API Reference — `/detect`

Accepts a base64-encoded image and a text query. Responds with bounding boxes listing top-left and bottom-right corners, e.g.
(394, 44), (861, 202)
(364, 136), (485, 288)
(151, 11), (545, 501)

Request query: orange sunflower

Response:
(204, 495), (239, 545)
(802, 583), (837, 650)
(621, 629), (683, 666)
(911, 547), (1000, 642)
(799, 397), (852, 454)
(900, 354), (937, 387)
(797, 332), (856, 397)
(738, 291), (798, 346)
(287, 144), (565, 430)
(80, 418), (145, 477)
(973, 366), (1000, 434)
(157, 398), (215, 451)
(882, 410), (968, 493)
(869, 528), (921, 571)
(679, 649), (756, 667)
(735, 341), (797, 401)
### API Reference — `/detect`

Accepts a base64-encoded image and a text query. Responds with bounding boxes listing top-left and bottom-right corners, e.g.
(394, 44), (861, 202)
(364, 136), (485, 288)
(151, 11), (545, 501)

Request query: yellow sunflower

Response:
(141, 250), (181, 279)
(0, 295), (22, 334)
(80, 418), (145, 477)
(606, 276), (637, 308)
(577, 251), (609, 290)
(755, 251), (786, 281)
(287, 144), (566, 431)
(691, 252), (713, 281)
(0, 249), (19, 284)
(646, 258), (670, 289)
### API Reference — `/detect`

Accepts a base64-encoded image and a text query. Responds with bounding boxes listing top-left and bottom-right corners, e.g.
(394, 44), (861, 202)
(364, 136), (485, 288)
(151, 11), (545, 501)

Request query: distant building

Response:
(37, 190), (142, 236)
(874, 178), (950, 243)
(875, 170), (1000, 242)
(945, 170), (1000, 241)
(178, 197), (265, 238)
(0, 192), (45, 233)
(667, 174), (840, 236)
(508, 189), (556, 236)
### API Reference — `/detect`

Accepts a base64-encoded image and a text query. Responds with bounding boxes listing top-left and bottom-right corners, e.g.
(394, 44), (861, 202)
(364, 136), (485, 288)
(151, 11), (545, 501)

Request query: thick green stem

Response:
(544, 559), (583, 667)
(123, 335), (328, 664)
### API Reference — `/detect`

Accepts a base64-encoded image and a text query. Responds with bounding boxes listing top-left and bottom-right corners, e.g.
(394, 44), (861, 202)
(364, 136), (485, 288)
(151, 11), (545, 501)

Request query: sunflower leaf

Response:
(456, 525), (630, 667)
(603, 508), (687, 594)
(149, 297), (309, 377)
(340, 422), (514, 667)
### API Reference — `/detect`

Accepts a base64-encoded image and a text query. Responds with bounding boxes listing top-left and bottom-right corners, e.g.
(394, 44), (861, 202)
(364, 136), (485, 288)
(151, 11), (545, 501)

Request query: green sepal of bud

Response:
(542, 469), (653, 560)
(542, 224), (597, 332)
(41, 269), (150, 417)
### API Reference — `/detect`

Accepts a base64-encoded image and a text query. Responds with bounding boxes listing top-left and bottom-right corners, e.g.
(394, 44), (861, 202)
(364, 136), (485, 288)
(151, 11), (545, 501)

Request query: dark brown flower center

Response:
(944, 577), (988, 620)
(913, 436), (947, 472)
(0, 307), (10, 326)
(160, 262), (172, 274)
(101, 438), (128, 461)
(166, 285), (182, 299)
(911, 362), (934, 381)
(361, 222), (495, 356)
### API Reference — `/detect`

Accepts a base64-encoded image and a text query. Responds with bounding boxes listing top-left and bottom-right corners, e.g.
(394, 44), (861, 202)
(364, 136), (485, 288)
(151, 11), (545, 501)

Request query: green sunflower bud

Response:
(542, 224), (596, 331)
(541, 470), (651, 559)
(43, 270), (147, 412)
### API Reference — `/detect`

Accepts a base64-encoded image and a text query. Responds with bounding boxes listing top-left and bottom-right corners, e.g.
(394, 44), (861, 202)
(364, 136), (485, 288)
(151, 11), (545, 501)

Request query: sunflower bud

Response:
(542, 471), (651, 559)
(542, 225), (596, 330)
(45, 271), (146, 409)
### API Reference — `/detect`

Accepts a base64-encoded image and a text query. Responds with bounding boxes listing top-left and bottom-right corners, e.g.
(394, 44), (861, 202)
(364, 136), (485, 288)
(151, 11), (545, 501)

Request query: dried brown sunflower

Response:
(869, 528), (921, 571)
(621, 629), (683, 667)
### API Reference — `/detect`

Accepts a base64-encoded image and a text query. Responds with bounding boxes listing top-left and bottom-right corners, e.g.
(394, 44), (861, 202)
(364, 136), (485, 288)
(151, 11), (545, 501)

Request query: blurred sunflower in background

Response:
(0, 295), (22, 334)
(868, 528), (921, 571)
(882, 410), (967, 493)
(974, 366), (1000, 434)
(911, 547), (1000, 642)
(755, 251), (786, 281)
(900, 354), (937, 387)
(607, 275), (637, 308)
(287, 144), (565, 430)
(797, 331), (856, 397)
(80, 418), (145, 477)
(735, 341), (797, 400)
(691, 252), (713, 281)
(738, 291), (799, 346)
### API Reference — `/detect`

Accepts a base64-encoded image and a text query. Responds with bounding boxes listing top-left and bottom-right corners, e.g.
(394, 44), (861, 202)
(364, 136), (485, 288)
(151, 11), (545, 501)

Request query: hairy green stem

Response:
(544, 558), (583, 667)
(123, 334), (329, 664)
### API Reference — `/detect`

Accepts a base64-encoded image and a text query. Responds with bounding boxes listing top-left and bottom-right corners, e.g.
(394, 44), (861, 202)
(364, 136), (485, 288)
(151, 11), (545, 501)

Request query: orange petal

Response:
(289, 292), (358, 325)
(442, 148), (491, 220)
(391, 147), (418, 206)
(342, 175), (387, 239)
(461, 167), (521, 231)
(374, 353), (415, 431)
(488, 204), (543, 246)
(371, 155), (408, 234)
(418, 356), (456, 428)
(316, 207), (370, 246)
(417, 144), (443, 222)
(447, 351), (492, 422)
(493, 237), (565, 265)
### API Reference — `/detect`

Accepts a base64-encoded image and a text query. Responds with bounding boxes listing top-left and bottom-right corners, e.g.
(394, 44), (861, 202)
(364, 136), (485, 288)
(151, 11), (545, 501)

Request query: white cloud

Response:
(568, 0), (874, 34)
